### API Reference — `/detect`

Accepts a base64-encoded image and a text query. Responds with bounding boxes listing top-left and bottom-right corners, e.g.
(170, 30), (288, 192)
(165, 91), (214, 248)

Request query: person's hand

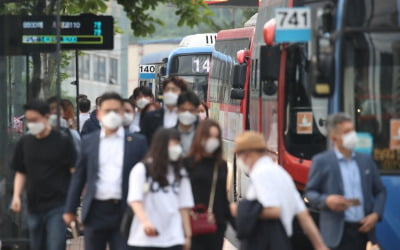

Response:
(143, 221), (158, 237)
(230, 203), (238, 217)
(359, 213), (379, 233)
(183, 237), (191, 250)
(11, 196), (21, 213)
(63, 213), (77, 226)
(325, 195), (351, 212)
(315, 244), (329, 250)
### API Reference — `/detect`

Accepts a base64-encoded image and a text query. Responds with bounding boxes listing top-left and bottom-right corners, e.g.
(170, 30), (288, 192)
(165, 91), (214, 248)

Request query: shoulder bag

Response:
(189, 163), (218, 235)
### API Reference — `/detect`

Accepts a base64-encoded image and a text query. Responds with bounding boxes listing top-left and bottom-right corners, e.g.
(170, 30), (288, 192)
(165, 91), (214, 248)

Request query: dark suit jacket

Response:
(305, 150), (386, 248)
(140, 108), (164, 143)
(237, 199), (292, 250)
(80, 110), (101, 136)
(65, 130), (148, 223)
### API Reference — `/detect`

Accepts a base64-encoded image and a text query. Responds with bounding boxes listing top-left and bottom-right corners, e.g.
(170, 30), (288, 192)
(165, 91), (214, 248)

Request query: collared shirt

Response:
(132, 112), (141, 130)
(163, 107), (178, 128)
(95, 126), (124, 200)
(246, 156), (306, 236)
(178, 125), (195, 155)
(79, 113), (90, 132)
(335, 149), (365, 222)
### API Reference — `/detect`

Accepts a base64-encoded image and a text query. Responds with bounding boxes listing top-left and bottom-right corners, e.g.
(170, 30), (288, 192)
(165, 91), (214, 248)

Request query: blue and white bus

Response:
(138, 50), (172, 101)
(166, 33), (216, 101)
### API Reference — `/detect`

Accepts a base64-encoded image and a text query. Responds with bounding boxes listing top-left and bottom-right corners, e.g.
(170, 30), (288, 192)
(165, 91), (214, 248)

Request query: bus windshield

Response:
(342, 32), (400, 171)
(178, 75), (208, 101)
(345, 0), (400, 28)
(284, 45), (328, 160)
(169, 54), (210, 101)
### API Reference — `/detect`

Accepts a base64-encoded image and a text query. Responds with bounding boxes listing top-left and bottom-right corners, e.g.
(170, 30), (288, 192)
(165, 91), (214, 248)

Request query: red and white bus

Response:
(209, 0), (400, 248)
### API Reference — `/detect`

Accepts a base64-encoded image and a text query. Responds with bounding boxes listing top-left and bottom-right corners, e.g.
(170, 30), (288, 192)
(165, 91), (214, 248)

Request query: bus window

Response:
(343, 31), (400, 171)
(209, 38), (250, 105)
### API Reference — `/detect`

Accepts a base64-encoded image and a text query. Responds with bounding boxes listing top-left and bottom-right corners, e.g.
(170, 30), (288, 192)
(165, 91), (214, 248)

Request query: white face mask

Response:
(198, 112), (207, 121)
(163, 91), (179, 106)
(136, 97), (150, 109)
(101, 111), (122, 130)
(236, 157), (250, 175)
(48, 114), (68, 128)
(27, 122), (46, 135)
(178, 111), (197, 126)
(342, 131), (358, 150)
(122, 113), (134, 127)
(168, 144), (183, 161)
(204, 138), (220, 154)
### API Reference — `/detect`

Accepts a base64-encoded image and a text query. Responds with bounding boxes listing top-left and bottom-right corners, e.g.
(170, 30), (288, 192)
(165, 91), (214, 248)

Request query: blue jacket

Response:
(305, 150), (386, 248)
(64, 130), (148, 223)
(80, 110), (100, 136)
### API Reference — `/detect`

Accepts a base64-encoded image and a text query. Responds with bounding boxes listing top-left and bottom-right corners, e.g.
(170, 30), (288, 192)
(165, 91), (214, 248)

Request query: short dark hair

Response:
(46, 96), (57, 105)
(133, 86), (154, 100)
(79, 98), (91, 113)
(177, 90), (200, 107)
(95, 96), (102, 106)
(162, 76), (188, 92)
(326, 113), (352, 134)
(98, 92), (122, 107)
(200, 101), (209, 118)
(24, 99), (50, 116)
(79, 94), (88, 99)
(122, 98), (135, 110)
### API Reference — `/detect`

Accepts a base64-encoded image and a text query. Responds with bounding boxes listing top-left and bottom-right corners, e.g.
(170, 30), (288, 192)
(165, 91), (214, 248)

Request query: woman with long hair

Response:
(184, 120), (233, 250)
(127, 128), (194, 250)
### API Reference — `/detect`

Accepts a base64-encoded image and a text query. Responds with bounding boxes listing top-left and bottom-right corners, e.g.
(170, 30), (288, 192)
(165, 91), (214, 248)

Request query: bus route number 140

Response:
(139, 65), (156, 73)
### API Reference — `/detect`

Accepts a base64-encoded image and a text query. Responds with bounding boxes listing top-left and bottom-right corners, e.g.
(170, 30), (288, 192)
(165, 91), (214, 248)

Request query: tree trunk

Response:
(29, 53), (42, 100)
(42, 53), (57, 98)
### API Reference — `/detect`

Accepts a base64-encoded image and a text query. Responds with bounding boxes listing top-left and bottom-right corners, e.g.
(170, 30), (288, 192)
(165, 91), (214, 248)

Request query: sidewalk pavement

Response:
(66, 237), (238, 250)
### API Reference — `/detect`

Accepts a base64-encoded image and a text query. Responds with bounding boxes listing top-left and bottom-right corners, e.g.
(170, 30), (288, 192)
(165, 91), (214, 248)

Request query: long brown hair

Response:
(144, 128), (182, 187)
(188, 119), (223, 164)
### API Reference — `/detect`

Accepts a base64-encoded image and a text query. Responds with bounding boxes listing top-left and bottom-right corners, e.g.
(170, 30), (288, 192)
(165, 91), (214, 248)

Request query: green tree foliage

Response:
(0, 0), (212, 99)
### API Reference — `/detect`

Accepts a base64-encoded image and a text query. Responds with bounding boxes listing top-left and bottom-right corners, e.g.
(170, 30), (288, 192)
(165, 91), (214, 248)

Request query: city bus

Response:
(138, 50), (171, 101)
(209, 0), (400, 248)
(166, 33), (216, 101)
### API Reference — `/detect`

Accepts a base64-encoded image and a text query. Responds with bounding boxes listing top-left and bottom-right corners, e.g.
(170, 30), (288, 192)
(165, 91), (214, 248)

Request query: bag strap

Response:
(207, 162), (219, 213)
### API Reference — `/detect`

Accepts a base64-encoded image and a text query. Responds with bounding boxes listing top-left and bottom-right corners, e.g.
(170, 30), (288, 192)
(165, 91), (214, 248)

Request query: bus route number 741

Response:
(275, 7), (312, 43)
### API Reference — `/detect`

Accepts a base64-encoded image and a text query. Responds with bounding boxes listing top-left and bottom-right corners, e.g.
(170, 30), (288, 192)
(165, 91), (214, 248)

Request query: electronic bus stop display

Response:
(0, 15), (113, 55)
(170, 55), (211, 75)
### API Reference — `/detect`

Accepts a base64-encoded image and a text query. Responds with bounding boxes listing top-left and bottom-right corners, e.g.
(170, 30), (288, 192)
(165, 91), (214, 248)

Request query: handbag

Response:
(190, 163), (218, 235)
(120, 207), (134, 239)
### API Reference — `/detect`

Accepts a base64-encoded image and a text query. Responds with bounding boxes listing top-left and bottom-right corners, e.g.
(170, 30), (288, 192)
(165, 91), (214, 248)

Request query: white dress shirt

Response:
(79, 113), (90, 132)
(163, 107), (178, 128)
(95, 126), (125, 200)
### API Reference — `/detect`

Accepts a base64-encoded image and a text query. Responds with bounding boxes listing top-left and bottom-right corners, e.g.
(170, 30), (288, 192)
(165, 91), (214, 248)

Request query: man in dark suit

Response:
(140, 76), (187, 143)
(305, 113), (386, 250)
(81, 96), (102, 135)
(63, 92), (148, 250)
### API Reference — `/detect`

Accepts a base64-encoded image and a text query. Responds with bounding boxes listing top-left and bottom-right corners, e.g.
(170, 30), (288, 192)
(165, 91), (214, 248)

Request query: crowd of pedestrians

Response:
(9, 76), (385, 250)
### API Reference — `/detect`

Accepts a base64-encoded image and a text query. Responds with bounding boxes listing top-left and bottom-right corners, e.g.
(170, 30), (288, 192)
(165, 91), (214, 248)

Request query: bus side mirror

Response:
(260, 45), (281, 82)
(310, 4), (335, 97)
(230, 88), (245, 100)
(160, 66), (166, 76)
(232, 63), (247, 88)
(231, 64), (247, 100)
(310, 38), (335, 97)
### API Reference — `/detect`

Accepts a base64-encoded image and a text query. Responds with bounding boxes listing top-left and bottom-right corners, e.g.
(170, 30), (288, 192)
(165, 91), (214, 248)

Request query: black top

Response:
(184, 157), (232, 225)
(140, 108), (164, 144)
(11, 129), (77, 212)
